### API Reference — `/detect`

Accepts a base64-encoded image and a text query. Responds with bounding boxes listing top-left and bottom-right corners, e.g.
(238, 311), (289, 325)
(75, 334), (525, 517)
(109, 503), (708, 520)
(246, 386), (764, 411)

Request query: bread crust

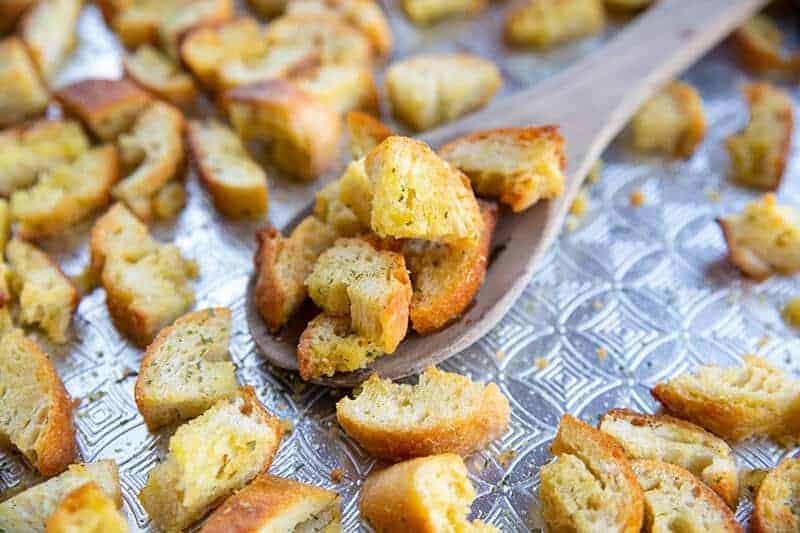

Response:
(733, 15), (794, 75)
(45, 482), (128, 533)
(752, 457), (800, 533)
(0, 37), (50, 128)
(254, 227), (292, 332)
(0, 0), (35, 33)
(346, 111), (394, 160)
(124, 45), (197, 106)
(717, 215), (773, 281)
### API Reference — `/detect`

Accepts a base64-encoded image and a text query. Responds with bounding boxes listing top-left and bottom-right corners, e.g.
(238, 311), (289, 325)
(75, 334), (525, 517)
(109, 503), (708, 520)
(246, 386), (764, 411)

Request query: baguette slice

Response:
(139, 387), (283, 532)
(752, 457), (800, 533)
(0, 461), (121, 533)
(505, 0), (605, 48)
(631, 81), (706, 159)
(0, 37), (49, 127)
(45, 482), (129, 533)
(599, 409), (738, 508)
(297, 313), (384, 380)
(337, 367), (509, 459)
(135, 308), (238, 430)
(19, 0), (82, 82)
(199, 474), (342, 533)
(345, 111), (394, 160)
(124, 44), (197, 105)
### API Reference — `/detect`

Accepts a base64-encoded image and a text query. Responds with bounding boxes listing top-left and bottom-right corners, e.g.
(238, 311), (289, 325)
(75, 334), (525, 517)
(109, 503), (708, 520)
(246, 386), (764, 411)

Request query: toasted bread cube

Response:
(254, 216), (338, 331)
(187, 119), (269, 218)
(733, 15), (794, 75)
(359, 454), (498, 533)
(296, 313), (384, 380)
(506, 0), (605, 47)
(139, 387), (283, 532)
(306, 238), (411, 351)
(401, 0), (484, 25)
(314, 179), (366, 237)
(294, 63), (378, 115)
(346, 111), (393, 160)
(0, 37), (49, 127)
(440, 126), (565, 212)
(404, 200), (496, 334)
(11, 145), (119, 239)
(631, 81), (706, 158)
(386, 53), (501, 131)
(652, 355), (800, 442)
(220, 46), (316, 90)
(717, 193), (800, 280)
(265, 13), (372, 65)
(124, 45), (197, 105)
(0, 0), (35, 33)
(726, 83), (793, 190)
(45, 482), (129, 533)
(55, 79), (152, 141)
(110, 0), (161, 48)
(337, 367), (510, 459)
(135, 308), (238, 430)
(0, 119), (90, 196)
(89, 201), (152, 276)
(287, 0), (392, 56)
(20, 0), (82, 83)
(599, 409), (738, 508)
(225, 80), (341, 181)
(540, 415), (643, 533)
(631, 460), (741, 533)
(753, 457), (800, 533)
(366, 136), (483, 248)
(337, 157), (372, 226)
(157, 0), (234, 58)
(0, 461), (121, 533)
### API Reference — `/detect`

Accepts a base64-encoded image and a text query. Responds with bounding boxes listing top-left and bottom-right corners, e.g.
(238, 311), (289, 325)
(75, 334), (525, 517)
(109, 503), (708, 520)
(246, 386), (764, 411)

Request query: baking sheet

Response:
(1, 3), (800, 531)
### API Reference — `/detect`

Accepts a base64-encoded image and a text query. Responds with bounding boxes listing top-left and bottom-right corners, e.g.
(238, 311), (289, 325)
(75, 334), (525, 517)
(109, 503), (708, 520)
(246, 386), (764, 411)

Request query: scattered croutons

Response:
(652, 355), (800, 443)
(297, 313), (384, 380)
(726, 82), (793, 190)
(385, 53), (501, 131)
(294, 63), (379, 115)
(19, 0), (82, 82)
(124, 44), (197, 105)
(0, 37), (49, 127)
(45, 482), (129, 533)
(265, 13), (372, 65)
(313, 179), (366, 237)
(401, 0), (484, 25)
(733, 15), (796, 75)
(631, 81), (706, 158)
(187, 119), (269, 218)
(139, 387), (283, 532)
(440, 126), (565, 212)
(506, 0), (605, 48)
(752, 457), (800, 533)
(287, 0), (392, 56)
(717, 193), (800, 280)
(346, 111), (394, 160)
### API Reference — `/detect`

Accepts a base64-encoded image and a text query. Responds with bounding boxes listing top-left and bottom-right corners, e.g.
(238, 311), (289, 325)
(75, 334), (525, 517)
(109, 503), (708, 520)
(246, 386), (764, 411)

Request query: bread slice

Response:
(346, 111), (394, 160)
(385, 53), (501, 131)
(55, 79), (152, 141)
(717, 193), (800, 280)
(187, 119), (269, 218)
(124, 44), (197, 106)
(0, 0), (35, 34)
(366, 136), (483, 248)
(264, 13), (372, 66)
(11, 144), (119, 239)
(0, 37), (49, 127)
(296, 313), (384, 380)
(505, 0), (605, 48)
(293, 63), (379, 115)
(254, 217), (338, 332)
(752, 457), (800, 533)
(156, 0), (234, 58)
(19, 0), (82, 82)
(733, 15), (795, 75)
(139, 386), (283, 532)
(7, 239), (79, 343)
(313, 179), (366, 237)
(199, 474), (341, 533)
(45, 482), (129, 533)
(359, 453), (498, 533)
(440, 126), (565, 212)
(631, 81), (706, 159)
(0, 461), (121, 533)
(652, 355), (800, 442)
(599, 409), (738, 508)
(401, 0), (485, 25)
(726, 83), (793, 190)
(539, 414), (643, 533)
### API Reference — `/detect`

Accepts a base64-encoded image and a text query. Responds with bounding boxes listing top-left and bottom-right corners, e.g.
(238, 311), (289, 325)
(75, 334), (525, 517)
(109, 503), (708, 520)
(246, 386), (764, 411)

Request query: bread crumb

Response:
(496, 449), (516, 467)
(596, 347), (607, 360)
(535, 357), (548, 369)
(783, 298), (800, 329)
(629, 189), (645, 207)
(330, 468), (344, 483)
(495, 349), (506, 360)
(570, 188), (589, 217)
(705, 187), (722, 202)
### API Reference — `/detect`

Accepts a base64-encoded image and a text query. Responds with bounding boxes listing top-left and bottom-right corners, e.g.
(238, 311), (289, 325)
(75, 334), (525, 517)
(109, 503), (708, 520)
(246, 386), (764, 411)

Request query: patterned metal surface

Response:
(1, 3), (799, 532)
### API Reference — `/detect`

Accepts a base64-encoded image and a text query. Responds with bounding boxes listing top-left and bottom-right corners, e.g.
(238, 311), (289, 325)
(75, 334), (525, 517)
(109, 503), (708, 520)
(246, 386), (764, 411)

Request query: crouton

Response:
(139, 387), (283, 532)
(752, 457), (800, 533)
(11, 145), (119, 239)
(0, 461), (121, 533)
(0, 119), (90, 196)
(346, 111), (393, 160)
(296, 313), (384, 380)
(225, 80), (341, 181)
(717, 193), (800, 280)
(365, 136), (484, 248)
(220, 46), (317, 90)
(135, 308), (238, 430)
(254, 217), (338, 332)
(539, 415), (643, 533)
(336, 367), (510, 459)
(652, 355), (800, 442)
(359, 454), (498, 533)
(124, 45), (197, 105)
(733, 15), (795, 75)
(631, 460), (742, 533)
(109, 0), (162, 48)
(19, 0), (82, 82)
(55, 79), (152, 141)
(0, 328), (75, 476)
(337, 157), (372, 226)
(187, 119), (269, 218)
(265, 13), (372, 65)
(151, 180), (186, 220)
(156, 0), (234, 58)
(401, 0), (485, 25)
(631, 81), (707, 158)
(385, 53), (501, 131)
(200, 474), (341, 533)
(45, 482), (129, 533)
(0, 0), (35, 34)
(0, 37), (49, 127)
(440, 126), (565, 212)
(506, 0), (606, 48)
(726, 83), (793, 190)
(313, 179), (366, 237)
(404, 200), (496, 334)
(599, 409), (738, 508)
(293, 63), (379, 115)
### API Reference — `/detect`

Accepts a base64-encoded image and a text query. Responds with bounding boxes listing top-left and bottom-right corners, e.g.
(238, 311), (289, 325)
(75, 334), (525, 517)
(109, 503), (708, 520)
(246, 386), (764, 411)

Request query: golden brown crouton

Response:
(296, 313), (384, 380)
(313, 179), (366, 237)
(401, 0), (485, 25)
(717, 193), (800, 280)
(55, 78), (153, 141)
(151, 180), (186, 220)
(506, 0), (605, 48)
(19, 0), (82, 82)
(109, 0), (162, 48)
(631, 81), (707, 158)
(385, 53), (501, 131)
(156, 0), (234, 58)
(265, 13), (372, 65)
(440, 126), (566, 212)
(293, 63), (379, 115)
(0, 37), (49, 127)
(733, 15), (796, 75)
(45, 482), (129, 533)
(0, 0), (35, 34)
(124, 45), (197, 105)
(752, 457), (800, 533)
(346, 110), (394, 160)
(726, 83), (793, 190)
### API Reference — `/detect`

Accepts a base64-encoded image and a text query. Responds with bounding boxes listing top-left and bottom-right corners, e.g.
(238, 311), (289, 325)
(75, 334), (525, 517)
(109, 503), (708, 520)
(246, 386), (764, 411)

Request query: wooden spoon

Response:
(247, 0), (767, 387)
